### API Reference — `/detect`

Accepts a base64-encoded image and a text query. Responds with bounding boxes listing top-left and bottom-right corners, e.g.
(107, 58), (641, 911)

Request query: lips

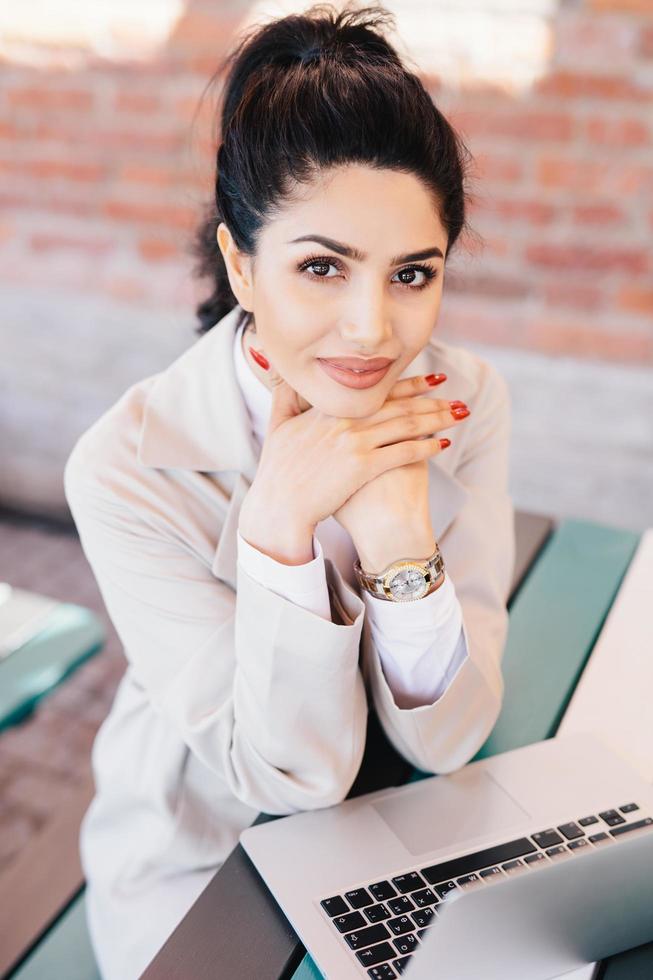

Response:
(318, 356), (394, 373)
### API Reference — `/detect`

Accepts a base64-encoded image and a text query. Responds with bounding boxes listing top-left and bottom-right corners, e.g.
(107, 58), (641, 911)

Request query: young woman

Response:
(64, 4), (515, 977)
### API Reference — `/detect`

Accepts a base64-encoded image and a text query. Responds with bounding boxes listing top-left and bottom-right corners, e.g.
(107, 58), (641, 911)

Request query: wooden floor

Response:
(0, 511), (125, 879)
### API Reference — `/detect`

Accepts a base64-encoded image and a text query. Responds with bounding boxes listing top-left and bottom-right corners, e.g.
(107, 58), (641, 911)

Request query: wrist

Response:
(239, 494), (316, 566)
(355, 526), (437, 574)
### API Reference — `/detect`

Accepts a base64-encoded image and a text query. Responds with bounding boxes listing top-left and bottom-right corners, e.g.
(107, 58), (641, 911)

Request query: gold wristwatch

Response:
(353, 542), (445, 602)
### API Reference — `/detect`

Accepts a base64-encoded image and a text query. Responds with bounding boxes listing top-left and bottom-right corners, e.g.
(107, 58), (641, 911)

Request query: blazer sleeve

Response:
(63, 461), (368, 817)
(331, 363), (516, 775)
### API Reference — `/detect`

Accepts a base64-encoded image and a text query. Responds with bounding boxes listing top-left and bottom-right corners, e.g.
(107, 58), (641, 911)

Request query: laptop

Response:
(240, 731), (653, 978)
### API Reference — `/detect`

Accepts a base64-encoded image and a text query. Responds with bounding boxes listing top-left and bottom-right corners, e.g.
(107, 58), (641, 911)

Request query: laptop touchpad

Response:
(373, 768), (531, 857)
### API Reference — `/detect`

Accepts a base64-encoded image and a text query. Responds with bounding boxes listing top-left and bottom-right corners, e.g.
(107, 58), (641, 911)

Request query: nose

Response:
(339, 293), (392, 352)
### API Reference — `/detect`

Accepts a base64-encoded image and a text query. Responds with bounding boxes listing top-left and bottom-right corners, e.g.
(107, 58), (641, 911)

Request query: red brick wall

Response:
(2, 0), (651, 364)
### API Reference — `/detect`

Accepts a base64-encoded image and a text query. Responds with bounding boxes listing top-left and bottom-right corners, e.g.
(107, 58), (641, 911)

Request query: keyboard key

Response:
(356, 942), (396, 968)
(411, 887), (438, 907)
(393, 956), (412, 975)
(387, 896), (414, 915)
(364, 903), (391, 924)
(457, 872), (482, 889)
(392, 872), (425, 894)
(578, 815), (599, 826)
(332, 911), (366, 933)
(417, 928), (431, 941)
(532, 829), (563, 848)
(345, 923), (391, 950)
(479, 866), (503, 879)
(524, 852), (547, 865)
(598, 809), (626, 827)
(346, 887), (374, 909)
(589, 830), (612, 847)
(502, 859), (527, 874)
(369, 881), (397, 902)
(393, 933), (419, 956)
(568, 838), (589, 851)
(434, 880), (458, 900)
(610, 817), (653, 838)
(320, 895), (349, 917)
(368, 965), (396, 980)
(619, 803), (639, 814)
(557, 822), (585, 840)
(387, 915), (414, 936)
(546, 845), (569, 858)
(421, 836), (536, 884)
(412, 907), (435, 928)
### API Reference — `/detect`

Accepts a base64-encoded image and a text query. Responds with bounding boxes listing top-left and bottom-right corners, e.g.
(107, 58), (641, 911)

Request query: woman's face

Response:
(218, 163), (449, 418)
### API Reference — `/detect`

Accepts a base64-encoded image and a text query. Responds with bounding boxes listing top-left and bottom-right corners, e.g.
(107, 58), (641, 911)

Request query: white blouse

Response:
(232, 320), (469, 709)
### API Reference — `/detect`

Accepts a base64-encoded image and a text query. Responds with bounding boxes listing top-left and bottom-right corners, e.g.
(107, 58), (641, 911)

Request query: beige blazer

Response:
(65, 302), (515, 818)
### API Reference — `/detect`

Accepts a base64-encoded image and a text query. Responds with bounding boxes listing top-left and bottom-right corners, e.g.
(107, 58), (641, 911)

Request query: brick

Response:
(526, 321), (653, 364)
(138, 237), (181, 261)
(640, 25), (653, 58)
(618, 285), (653, 315)
(537, 157), (611, 193)
(525, 244), (648, 275)
(446, 272), (531, 301)
(543, 282), (605, 311)
(572, 203), (625, 224)
(29, 233), (114, 256)
(472, 153), (524, 184)
(0, 159), (105, 182)
(7, 88), (93, 111)
(590, 0), (653, 13)
(103, 199), (197, 229)
(586, 117), (650, 146)
(450, 109), (575, 142)
(481, 198), (557, 225)
(534, 70), (650, 102)
(114, 92), (161, 113)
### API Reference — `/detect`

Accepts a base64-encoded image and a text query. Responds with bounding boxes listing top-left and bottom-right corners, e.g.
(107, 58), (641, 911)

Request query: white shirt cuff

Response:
(236, 528), (332, 622)
(362, 573), (470, 707)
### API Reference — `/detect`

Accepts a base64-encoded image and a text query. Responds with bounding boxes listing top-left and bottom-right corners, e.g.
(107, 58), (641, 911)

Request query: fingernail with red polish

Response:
(249, 347), (270, 371)
(439, 438), (451, 449)
(425, 373), (447, 386)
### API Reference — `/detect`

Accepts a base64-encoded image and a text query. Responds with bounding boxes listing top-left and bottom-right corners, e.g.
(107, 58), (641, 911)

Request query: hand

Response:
(239, 366), (465, 553)
(333, 376), (471, 570)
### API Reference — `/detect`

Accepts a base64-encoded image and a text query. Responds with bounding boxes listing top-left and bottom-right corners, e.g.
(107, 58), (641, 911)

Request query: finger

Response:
(387, 372), (447, 401)
(370, 434), (451, 478)
(363, 394), (464, 426)
(267, 370), (303, 431)
(363, 402), (469, 450)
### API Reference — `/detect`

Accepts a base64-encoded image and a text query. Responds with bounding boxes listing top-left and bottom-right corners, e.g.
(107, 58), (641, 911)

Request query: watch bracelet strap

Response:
(353, 542), (445, 601)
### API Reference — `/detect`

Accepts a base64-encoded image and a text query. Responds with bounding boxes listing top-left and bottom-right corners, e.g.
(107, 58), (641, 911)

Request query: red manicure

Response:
(249, 347), (270, 371)
(425, 373), (447, 386)
(439, 438), (451, 449)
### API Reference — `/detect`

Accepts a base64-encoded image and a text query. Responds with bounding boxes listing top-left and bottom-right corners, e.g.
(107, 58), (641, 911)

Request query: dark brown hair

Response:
(191, 2), (475, 335)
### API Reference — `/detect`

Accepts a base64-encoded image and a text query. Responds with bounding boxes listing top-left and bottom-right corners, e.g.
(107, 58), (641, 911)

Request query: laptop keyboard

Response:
(319, 801), (652, 978)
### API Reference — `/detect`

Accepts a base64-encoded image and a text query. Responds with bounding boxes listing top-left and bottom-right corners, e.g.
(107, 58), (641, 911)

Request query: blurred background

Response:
(0, 0), (652, 954)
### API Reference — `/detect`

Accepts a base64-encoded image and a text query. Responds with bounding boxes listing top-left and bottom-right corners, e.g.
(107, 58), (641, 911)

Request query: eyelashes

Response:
(296, 253), (439, 291)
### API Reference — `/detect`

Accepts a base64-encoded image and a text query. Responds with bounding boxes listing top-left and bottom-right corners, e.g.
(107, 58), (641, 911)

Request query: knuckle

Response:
(404, 414), (420, 437)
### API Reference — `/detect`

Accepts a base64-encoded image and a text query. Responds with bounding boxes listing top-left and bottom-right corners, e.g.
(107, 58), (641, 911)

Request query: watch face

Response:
(387, 565), (428, 601)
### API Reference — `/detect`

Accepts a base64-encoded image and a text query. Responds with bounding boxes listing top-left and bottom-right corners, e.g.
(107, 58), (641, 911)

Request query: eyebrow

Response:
(286, 234), (444, 265)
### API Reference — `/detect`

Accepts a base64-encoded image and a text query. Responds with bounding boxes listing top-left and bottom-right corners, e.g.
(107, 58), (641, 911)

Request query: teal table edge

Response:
(0, 603), (105, 732)
(293, 517), (642, 980)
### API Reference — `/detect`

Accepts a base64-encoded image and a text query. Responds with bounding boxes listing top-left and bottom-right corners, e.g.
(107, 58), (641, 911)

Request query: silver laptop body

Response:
(240, 731), (653, 979)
